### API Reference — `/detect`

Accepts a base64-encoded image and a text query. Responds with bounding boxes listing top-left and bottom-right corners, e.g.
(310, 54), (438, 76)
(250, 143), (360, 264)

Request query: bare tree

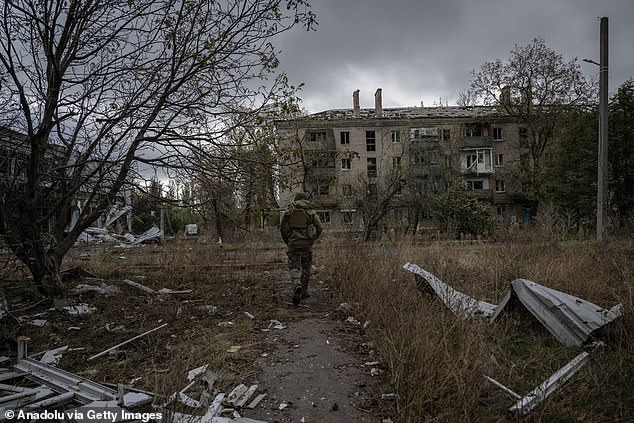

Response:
(0, 0), (315, 294)
(469, 37), (592, 213)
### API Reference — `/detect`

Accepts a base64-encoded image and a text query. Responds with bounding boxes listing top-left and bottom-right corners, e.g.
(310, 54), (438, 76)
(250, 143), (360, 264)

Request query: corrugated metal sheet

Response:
(403, 263), (622, 347)
(491, 279), (622, 347)
(402, 263), (497, 318)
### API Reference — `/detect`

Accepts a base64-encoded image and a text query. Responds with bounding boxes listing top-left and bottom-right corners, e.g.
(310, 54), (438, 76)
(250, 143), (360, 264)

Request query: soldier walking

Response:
(280, 192), (323, 305)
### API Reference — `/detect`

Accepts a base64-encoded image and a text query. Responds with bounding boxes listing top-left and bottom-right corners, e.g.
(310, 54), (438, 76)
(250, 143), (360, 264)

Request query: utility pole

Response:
(597, 17), (609, 242)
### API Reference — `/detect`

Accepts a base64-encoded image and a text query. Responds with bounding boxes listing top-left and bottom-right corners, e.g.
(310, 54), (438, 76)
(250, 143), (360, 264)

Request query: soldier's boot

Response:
(290, 268), (302, 306)
(302, 275), (310, 300)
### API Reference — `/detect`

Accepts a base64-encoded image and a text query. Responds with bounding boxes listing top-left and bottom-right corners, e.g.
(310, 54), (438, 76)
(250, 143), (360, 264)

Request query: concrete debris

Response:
(227, 346), (241, 353)
(403, 263), (622, 347)
(244, 312), (255, 320)
(231, 384), (258, 408)
(71, 282), (119, 296)
(247, 393), (267, 409)
(87, 323), (168, 361)
(121, 278), (157, 294)
(370, 368), (382, 377)
(200, 305), (220, 315)
(218, 321), (234, 328)
(188, 364), (210, 381)
(29, 319), (48, 327)
(226, 384), (248, 405)
(40, 345), (69, 366)
(345, 316), (361, 325)
(104, 322), (126, 332)
(268, 320), (286, 330)
(63, 303), (96, 316)
(159, 288), (193, 295)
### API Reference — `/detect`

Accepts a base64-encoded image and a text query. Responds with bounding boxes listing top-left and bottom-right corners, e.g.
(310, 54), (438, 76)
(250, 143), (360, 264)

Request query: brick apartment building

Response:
(276, 89), (529, 233)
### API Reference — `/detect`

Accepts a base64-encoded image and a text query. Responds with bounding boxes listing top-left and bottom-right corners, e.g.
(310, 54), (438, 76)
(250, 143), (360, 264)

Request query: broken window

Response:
(367, 157), (377, 178)
(410, 127), (438, 144)
(442, 129), (451, 141)
(496, 179), (506, 192)
(465, 123), (483, 137)
(497, 205), (507, 217)
(393, 156), (401, 168)
(317, 211), (331, 224)
(341, 158), (351, 170)
(366, 130), (376, 151)
(315, 184), (330, 196)
(391, 130), (400, 143)
(367, 183), (377, 196)
(308, 131), (327, 142)
(343, 211), (354, 225)
(340, 131), (350, 145)
(467, 180), (484, 190)
(495, 154), (504, 167)
(466, 153), (478, 170)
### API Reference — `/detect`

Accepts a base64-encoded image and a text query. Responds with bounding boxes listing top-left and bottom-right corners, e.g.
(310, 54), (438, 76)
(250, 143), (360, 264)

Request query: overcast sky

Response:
(274, 0), (634, 113)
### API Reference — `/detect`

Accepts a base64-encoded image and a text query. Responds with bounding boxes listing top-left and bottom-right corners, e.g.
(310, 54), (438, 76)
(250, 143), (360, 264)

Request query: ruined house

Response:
(0, 126), (131, 236)
(275, 89), (529, 233)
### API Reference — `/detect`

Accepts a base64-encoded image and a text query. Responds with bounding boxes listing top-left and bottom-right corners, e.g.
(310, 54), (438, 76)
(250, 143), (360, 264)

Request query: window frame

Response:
(493, 127), (503, 141)
(366, 130), (376, 152)
(341, 158), (351, 170)
(340, 131), (350, 145)
(367, 157), (377, 178)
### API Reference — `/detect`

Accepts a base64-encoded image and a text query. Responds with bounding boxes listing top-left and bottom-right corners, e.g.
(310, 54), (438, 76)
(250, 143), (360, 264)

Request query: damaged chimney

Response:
(375, 88), (383, 117)
(353, 90), (360, 117)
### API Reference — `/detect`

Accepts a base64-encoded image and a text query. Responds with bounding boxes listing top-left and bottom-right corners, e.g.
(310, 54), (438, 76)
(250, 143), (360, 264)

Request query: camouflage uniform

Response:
(280, 192), (323, 304)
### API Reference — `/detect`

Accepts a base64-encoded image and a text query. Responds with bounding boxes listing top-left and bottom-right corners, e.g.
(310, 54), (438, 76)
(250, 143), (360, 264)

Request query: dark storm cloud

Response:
(274, 0), (634, 113)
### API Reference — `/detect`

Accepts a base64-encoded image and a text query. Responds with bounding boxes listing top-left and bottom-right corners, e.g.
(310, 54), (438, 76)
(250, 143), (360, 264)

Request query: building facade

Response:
(276, 89), (529, 232)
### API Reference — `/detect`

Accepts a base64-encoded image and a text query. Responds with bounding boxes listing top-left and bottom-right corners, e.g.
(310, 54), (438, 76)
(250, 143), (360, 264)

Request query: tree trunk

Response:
(13, 240), (64, 296)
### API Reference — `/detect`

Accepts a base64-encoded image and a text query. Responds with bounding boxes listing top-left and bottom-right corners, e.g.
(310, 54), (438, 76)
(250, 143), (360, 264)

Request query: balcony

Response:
(304, 129), (336, 151)
(461, 136), (493, 148)
(460, 149), (494, 175)
(311, 194), (338, 208)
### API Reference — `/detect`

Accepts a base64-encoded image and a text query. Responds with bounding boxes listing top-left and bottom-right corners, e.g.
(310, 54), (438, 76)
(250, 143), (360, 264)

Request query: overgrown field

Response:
(1, 232), (633, 422)
(1, 238), (291, 408)
(319, 233), (634, 422)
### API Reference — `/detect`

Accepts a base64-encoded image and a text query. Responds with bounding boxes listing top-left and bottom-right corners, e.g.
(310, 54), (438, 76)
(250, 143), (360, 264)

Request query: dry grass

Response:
(2, 231), (632, 422)
(318, 232), (634, 422)
(1, 238), (289, 410)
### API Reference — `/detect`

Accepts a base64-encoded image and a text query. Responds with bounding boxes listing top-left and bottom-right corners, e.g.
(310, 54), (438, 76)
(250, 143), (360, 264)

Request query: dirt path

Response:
(243, 269), (390, 423)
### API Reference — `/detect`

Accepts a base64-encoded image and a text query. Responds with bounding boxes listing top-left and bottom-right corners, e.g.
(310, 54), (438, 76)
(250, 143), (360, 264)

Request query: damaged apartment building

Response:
(276, 89), (529, 232)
